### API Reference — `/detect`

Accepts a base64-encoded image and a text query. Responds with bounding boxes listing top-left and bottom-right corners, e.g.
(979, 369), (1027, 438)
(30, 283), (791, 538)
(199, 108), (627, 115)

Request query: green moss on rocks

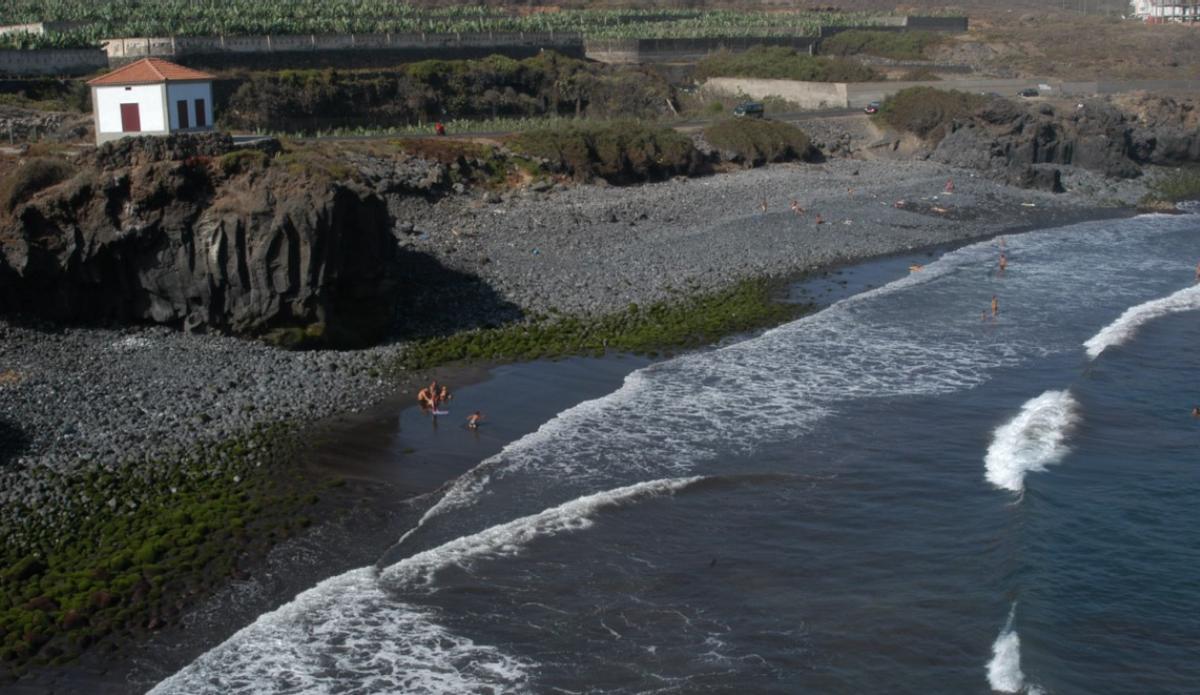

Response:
(0, 422), (319, 678)
(397, 278), (810, 370)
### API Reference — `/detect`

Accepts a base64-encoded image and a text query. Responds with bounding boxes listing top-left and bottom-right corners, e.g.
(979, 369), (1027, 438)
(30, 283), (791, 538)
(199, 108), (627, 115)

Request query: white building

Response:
(87, 58), (216, 144)
(1131, 0), (1200, 22)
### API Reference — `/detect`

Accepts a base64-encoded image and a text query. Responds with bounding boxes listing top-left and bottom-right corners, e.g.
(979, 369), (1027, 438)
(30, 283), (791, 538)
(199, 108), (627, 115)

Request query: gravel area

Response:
(398, 158), (1147, 317)
(0, 158), (1149, 478)
(0, 323), (394, 473)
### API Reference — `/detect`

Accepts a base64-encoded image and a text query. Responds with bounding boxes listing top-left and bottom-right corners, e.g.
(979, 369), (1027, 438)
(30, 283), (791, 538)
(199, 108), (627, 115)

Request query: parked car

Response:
(733, 101), (764, 118)
(1017, 88), (1039, 98)
(863, 101), (881, 114)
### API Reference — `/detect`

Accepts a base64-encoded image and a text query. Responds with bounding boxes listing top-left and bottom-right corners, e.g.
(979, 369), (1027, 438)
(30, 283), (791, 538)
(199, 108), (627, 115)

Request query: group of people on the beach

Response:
(417, 380), (484, 429)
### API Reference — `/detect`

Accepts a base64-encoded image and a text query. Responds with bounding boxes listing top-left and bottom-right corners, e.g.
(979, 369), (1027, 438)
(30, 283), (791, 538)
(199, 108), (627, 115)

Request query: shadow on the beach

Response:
(390, 247), (524, 341)
(0, 417), (30, 467)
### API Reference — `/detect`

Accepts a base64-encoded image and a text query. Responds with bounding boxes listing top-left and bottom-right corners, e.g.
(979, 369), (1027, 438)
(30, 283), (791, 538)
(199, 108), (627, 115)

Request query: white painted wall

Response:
(166, 82), (214, 131)
(95, 84), (166, 135)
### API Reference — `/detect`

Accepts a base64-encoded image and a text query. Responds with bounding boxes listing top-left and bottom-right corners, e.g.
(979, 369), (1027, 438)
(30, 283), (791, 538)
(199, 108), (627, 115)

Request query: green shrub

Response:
(820, 30), (944, 61)
(696, 46), (880, 83)
(703, 119), (813, 166)
(879, 87), (986, 142)
(218, 149), (269, 176)
(1146, 167), (1200, 202)
(0, 157), (75, 213)
(509, 120), (701, 184)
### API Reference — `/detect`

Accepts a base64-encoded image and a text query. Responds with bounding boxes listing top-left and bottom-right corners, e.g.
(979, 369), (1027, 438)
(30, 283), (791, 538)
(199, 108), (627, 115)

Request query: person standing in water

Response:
(467, 411), (484, 429)
(999, 252), (1008, 274)
(991, 295), (999, 318)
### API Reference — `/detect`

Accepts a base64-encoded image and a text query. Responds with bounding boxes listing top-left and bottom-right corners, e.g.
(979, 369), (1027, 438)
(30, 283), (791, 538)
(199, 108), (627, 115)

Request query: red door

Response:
(194, 98), (207, 128)
(119, 103), (141, 133)
(176, 100), (189, 129)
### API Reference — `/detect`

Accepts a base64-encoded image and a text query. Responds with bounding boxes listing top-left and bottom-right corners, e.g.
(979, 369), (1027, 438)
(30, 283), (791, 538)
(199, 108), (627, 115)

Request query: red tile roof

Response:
(87, 58), (214, 86)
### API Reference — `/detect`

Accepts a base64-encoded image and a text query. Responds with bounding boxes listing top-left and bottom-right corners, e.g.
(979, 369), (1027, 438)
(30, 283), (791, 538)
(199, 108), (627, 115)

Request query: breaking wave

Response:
(1084, 284), (1200, 360)
(147, 568), (530, 695)
(985, 390), (1080, 493)
(986, 605), (1044, 695)
(382, 477), (703, 589)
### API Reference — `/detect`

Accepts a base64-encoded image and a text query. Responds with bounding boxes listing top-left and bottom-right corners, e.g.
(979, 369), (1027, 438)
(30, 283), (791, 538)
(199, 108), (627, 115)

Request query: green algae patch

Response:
(398, 278), (811, 370)
(0, 423), (326, 678)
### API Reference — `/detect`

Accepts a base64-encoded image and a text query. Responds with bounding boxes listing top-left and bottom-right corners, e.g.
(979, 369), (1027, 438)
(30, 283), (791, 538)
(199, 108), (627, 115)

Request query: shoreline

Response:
(0, 158), (1154, 689)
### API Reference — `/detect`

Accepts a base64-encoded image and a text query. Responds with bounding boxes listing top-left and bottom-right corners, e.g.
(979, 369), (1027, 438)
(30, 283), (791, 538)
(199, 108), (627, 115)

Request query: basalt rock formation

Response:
(0, 134), (404, 346)
(930, 95), (1200, 190)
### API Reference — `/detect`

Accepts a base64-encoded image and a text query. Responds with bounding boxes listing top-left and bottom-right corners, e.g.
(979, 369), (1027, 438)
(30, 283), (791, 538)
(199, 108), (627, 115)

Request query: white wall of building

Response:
(94, 84), (166, 135)
(166, 82), (214, 131)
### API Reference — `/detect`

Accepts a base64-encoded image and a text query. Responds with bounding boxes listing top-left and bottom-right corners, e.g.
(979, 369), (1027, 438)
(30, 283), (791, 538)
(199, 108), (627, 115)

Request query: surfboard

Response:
(431, 410), (450, 416)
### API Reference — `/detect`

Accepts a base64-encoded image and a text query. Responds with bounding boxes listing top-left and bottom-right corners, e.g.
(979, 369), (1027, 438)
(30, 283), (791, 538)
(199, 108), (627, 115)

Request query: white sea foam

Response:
(148, 568), (531, 695)
(985, 390), (1080, 493)
(1083, 283), (1200, 359)
(383, 477), (702, 589)
(986, 605), (1044, 694)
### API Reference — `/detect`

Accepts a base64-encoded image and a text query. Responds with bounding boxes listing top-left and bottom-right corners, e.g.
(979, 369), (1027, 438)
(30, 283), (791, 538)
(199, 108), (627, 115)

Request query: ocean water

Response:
(152, 212), (1200, 694)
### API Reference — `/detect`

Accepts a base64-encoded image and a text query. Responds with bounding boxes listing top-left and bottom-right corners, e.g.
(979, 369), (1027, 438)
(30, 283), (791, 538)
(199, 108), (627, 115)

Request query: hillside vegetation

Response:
(508, 121), (702, 184)
(696, 46), (880, 82)
(222, 52), (671, 132)
(879, 87), (986, 142)
(702, 119), (813, 166)
(819, 30), (944, 61)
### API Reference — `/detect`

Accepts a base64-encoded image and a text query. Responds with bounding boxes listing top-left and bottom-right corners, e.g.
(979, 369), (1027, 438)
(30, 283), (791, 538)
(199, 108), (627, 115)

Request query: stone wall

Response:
(586, 36), (818, 65)
(103, 31), (585, 62)
(0, 21), (93, 37)
(0, 49), (108, 76)
(903, 16), (970, 32)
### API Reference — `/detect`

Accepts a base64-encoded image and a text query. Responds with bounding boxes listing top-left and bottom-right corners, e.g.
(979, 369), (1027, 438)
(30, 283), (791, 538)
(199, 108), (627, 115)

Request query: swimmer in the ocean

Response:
(999, 252), (1008, 274)
(467, 411), (484, 429)
(991, 295), (999, 318)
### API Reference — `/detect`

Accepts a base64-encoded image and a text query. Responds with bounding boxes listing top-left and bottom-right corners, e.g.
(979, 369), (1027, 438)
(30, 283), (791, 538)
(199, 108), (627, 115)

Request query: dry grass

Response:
(924, 12), (1200, 80)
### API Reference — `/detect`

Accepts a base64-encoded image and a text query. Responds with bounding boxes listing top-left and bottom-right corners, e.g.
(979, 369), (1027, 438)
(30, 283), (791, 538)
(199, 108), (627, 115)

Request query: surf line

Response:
(381, 476), (705, 590)
(1083, 283), (1200, 360)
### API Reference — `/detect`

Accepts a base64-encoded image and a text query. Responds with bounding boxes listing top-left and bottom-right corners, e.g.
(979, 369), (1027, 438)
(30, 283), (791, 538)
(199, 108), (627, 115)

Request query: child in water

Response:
(467, 411), (484, 429)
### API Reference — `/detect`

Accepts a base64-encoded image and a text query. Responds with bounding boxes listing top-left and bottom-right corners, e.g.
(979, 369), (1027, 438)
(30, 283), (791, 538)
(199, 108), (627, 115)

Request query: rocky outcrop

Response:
(0, 135), (400, 346)
(930, 96), (1200, 190)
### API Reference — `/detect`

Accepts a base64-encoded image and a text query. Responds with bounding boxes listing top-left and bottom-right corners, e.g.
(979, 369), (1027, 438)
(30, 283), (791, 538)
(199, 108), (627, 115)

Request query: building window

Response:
(177, 100), (189, 129)
(194, 98), (207, 128)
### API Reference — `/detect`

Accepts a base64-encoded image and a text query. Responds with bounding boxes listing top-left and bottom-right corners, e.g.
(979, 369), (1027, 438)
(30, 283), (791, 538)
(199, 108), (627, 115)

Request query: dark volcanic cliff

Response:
(0, 135), (405, 346)
(931, 95), (1200, 188)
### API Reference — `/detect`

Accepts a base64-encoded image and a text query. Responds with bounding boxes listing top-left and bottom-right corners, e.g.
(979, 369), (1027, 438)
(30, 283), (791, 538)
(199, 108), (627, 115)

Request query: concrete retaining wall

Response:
(702, 77), (848, 110)
(704, 77), (1059, 109)
(0, 49), (108, 76)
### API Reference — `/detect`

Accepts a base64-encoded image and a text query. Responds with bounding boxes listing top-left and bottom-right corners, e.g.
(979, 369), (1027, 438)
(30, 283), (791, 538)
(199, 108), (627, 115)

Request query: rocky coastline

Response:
(0, 99), (1188, 683)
